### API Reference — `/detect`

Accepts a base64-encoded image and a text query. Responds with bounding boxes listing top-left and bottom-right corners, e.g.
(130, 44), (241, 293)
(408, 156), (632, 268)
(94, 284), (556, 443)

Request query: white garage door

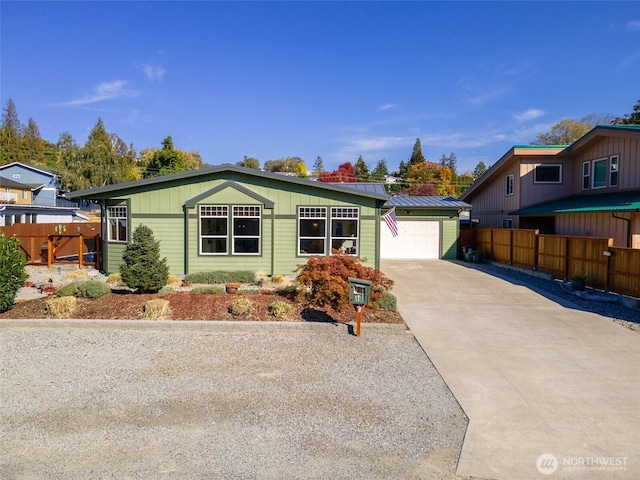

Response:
(380, 220), (440, 259)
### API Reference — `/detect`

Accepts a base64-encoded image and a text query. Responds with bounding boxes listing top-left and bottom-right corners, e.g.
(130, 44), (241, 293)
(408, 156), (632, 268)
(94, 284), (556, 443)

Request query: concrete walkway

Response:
(382, 260), (639, 480)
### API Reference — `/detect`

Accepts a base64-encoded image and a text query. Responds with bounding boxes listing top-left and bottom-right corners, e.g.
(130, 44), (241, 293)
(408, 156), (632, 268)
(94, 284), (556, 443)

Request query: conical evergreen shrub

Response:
(120, 225), (169, 293)
(0, 232), (28, 312)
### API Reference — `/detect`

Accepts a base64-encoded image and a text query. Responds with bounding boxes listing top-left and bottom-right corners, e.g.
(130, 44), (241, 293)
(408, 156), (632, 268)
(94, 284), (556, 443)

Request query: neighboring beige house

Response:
(1, 176), (34, 204)
(459, 125), (640, 248)
(0, 174), (87, 227)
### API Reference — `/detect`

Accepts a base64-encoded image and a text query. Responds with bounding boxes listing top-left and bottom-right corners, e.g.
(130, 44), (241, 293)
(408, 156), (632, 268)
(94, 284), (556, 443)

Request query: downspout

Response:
(611, 212), (631, 248)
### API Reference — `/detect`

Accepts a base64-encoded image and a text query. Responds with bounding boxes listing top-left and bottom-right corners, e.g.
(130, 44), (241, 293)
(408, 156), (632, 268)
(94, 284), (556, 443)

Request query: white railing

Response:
(0, 192), (18, 203)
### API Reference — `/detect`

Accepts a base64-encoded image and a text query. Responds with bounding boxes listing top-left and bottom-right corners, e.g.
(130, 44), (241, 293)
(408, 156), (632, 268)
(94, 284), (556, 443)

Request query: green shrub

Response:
(229, 297), (252, 317)
(295, 253), (394, 310)
(190, 285), (225, 294)
(45, 296), (77, 318)
(269, 301), (292, 319)
(0, 233), (28, 313)
(57, 280), (112, 299)
(159, 286), (176, 294)
(120, 225), (169, 293)
(376, 291), (397, 312)
(184, 271), (256, 284)
(143, 299), (172, 320)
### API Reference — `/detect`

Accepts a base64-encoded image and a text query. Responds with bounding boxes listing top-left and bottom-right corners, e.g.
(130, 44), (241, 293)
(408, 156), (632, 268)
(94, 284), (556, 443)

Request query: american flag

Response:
(382, 208), (399, 237)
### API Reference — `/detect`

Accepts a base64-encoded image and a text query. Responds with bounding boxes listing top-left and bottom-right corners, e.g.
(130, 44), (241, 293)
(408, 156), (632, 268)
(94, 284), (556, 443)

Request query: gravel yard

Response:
(0, 326), (469, 480)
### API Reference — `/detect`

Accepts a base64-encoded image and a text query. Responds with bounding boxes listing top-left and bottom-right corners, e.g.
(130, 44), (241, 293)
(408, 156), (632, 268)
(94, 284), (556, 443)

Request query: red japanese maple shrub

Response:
(295, 252), (394, 309)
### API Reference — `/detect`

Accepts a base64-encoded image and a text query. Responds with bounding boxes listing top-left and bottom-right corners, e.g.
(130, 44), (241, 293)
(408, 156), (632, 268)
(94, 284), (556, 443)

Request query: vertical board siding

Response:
(555, 212), (636, 248)
(441, 219), (458, 259)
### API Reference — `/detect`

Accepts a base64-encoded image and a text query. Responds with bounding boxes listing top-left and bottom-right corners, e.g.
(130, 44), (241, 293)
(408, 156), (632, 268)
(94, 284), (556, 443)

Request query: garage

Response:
(379, 196), (472, 260)
(380, 219), (440, 259)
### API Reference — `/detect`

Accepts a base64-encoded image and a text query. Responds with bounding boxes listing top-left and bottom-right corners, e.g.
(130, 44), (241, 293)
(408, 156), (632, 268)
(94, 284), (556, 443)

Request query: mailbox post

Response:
(348, 277), (372, 337)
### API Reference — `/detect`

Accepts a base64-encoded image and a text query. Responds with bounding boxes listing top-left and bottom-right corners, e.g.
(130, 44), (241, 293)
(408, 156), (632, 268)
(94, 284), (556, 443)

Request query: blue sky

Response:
(2, 1), (639, 175)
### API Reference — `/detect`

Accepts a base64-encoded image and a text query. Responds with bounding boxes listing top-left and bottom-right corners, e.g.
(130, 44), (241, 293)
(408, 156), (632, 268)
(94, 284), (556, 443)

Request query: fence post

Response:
(509, 229), (514, 265)
(533, 230), (539, 271)
(563, 236), (569, 281)
(78, 234), (84, 269)
(47, 235), (53, 268)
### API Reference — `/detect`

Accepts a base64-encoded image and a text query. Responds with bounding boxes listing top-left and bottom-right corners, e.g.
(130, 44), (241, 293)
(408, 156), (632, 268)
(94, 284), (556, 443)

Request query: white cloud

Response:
(514, 108), (544, 122)
(628, 20), (640, 30)
(58, 80), (138, 106)
(378, 103), (396, 111)
(137, 63), (167, 83)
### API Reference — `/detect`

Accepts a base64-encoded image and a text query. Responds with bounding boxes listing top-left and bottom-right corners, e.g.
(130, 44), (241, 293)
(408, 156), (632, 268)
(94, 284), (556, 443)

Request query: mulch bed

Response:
(0, 291), (405, 324)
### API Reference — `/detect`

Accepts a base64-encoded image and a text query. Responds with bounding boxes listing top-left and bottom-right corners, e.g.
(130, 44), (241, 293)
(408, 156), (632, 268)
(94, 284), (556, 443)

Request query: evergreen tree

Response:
(23, 117), (46, 165)
(120, 225), (169, 293)
(409, 138), (426, 166)
(57, 132), (83, 191)
(473, 161), (487, 180)
(313, 155), (324, 174)
(0, 99), (23, 165)
(354, 155), (371, 181)
(372, 159), (389, 181)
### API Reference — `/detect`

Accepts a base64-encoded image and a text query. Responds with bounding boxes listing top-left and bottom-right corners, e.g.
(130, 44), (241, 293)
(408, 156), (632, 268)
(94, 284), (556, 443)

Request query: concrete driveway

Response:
(382, 260), (639, 480)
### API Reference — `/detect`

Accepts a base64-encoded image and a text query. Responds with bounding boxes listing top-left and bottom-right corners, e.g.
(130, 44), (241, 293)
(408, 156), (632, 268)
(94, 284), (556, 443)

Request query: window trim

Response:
(298, 206), (327, 256)
(582, 162), (590, 190)
(609, 155), (619, 187)
(199, 205), (229, 255)
(591, 157), (608, 189)
(330, 207), (360, 255)
(505, 174), (514, 196)
(231, 205), (261, 255)
(534, 164), (563, 184)
(502, 218), (513, 228)
(106, 205), (128, 243)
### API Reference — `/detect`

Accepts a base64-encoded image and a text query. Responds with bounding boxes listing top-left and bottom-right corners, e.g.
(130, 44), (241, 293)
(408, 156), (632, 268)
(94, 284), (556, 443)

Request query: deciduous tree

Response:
(612, 99), (640, 125)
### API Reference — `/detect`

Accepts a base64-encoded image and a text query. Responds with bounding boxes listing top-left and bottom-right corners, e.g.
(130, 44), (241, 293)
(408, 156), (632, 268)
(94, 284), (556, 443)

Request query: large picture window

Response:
(232, 206), (261, 254)
(534, 164), (562, 184)
(200, 206), (228, 254)
(299, 207), (326, 255)
(330, 207), (359, 254)
(107, 206), (127, 242)
(592, 158), (607, 189)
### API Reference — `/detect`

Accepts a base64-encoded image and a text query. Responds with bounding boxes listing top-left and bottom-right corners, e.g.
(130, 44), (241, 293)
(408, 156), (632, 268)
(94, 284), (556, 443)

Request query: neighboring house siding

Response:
(520, 159), (574, 206)
(574, 135), (640, 191)
(555, 212), (639, 248)
(468, 162), (522, 228)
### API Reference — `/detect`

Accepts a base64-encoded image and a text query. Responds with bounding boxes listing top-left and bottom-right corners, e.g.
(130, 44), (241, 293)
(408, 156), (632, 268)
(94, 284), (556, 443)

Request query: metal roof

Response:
(509, 190), (640, 215)
(328, 182), (388, 196)
(66, 164), (389, 201)
(385, 196), (472, 209)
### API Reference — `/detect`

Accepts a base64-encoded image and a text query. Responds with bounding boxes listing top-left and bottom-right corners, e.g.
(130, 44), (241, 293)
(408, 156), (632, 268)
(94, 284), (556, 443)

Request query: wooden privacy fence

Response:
(1, 222), (100, 269)
(461, 227), (640, 299)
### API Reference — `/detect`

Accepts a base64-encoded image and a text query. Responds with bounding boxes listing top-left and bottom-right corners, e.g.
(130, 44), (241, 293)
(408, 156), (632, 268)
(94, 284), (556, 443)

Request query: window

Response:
(502, 218), (513, 228)
(330, 207), (359, 254)
(582, 162), (590, 190)
(534, 164), (562, 183)
(299, 207), (326, 255)
(107, 206), (127, 242)
(22, 189), (28, 200)
(232, 206), (261, 254)
(200, 206), (228, 254)
(592, 158), (607, 189)
(505, 174), (514, 196)
(610, 155), (619, 187)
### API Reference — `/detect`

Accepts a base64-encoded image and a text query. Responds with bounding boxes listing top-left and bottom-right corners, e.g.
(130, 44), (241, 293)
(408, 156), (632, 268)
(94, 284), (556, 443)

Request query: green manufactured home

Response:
(67, 165), (389, 276)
